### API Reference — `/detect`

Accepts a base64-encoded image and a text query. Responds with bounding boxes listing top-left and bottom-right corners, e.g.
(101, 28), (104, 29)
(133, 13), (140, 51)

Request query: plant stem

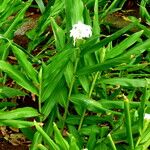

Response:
(139, 87), (148, 130)
(34, 121), (59, 150)
(37, 144), (48, 150)
(124, 96), (134, 150)
(61, 48), (80, 131)
(108, 133), (117, 150)
(78, 72), (99, 130)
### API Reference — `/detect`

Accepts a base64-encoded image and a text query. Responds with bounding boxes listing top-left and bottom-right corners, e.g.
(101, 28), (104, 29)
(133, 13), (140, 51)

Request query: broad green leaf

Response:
(95, 142), (109, 150)
(115, 64), (148, 72)
(44, 108), (56, 137)
(80, 23), (135, 55)
(78, 38), (150, 75)
(51, 17), (65, 50)
(0, 107), (39, 120)
(83, 6), (92, 26)
(27, 0), (64, 51)
(11, 44), (39, 84)
(100, 78), (150, 87)
(87, 132), (96, 150)
(65, 0), (84, 26)
(34, 121), (60, 150)
(21, 127), (34, 140)
(0, 61), (38, 95)
(80, 125), (101, 135)
(42, 48), (74, 101)
(53, 122), (69, 150)
(0, 86), (26, 98)
(56, 79), (68, 107)
(93, 0), (100, 36)
(37, 144), (48, 150)
(30, 132), (42, 150)
(43, 48), (74, 81)
(0, 120), (34, 128)
(100, 100), (140, 110)
(106, 30), (143, 59)
(78, 75), (90, 93)
(4, 0), (32, 38)
(41, 89), (57, 120)
(0, 0), (23, 32)
(68, 134), (80, 150)
(71, 94), (121, 115)
(0, 102), (16, 108)
(64, 61), (74, 87)
(68, 125), (83, 148)
(66, 115), (110, 125)
(35, 0), (45, 13)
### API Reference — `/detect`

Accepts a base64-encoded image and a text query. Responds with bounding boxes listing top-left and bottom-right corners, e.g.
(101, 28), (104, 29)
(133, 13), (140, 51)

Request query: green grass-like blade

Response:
(11, 44), (39, 84)
(0, 60), (38, 94)
(0, 107), (39, 120)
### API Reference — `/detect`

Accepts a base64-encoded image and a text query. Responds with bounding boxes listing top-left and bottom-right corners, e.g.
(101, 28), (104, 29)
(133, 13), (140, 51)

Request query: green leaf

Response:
(37, 144), (49, 150)
(0, 102), (16, 108)
(0, 107), (39, 120)
(34, 121), (60, 150)
(87, 132), (97, 150)
(71, 94), (121, 115)
(0, 86), (26, 98)
(51, 17), (65, 50)
(93, 0), (100, 36)
(100, 78), (150, 87)
(0, 120), (34, 128)
(68, 125), (83, 148)
(78, 75), (90, 93)
(35, 0), (45, 13)
(11, 44), (39, 84)
(64, 61), (74, 87)
(78, 38), (150, 75)
(0, 61), (38, 95)
(80, 23), (134, 56)
(106, 30), (143, 59)
(30, 132), (41, 150)
(53, 122), (69, 150)
(65, 0), (84, 26)
(4, 0), (32, 38)
(68, 134), (80, 150)
(41, 89), (57, 121)
(42, 48), (74, 101)
(27, 0), (64, 51)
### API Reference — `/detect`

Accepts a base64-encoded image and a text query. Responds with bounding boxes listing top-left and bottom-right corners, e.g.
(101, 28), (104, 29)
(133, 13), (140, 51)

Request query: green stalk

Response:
(124, 97), (134, 149)
(101, 0), (119, 19)
(78, 72), (99, 130)
(61, 48), (80, 131)
(78, 47), (105, 130)
(108, 133), (117, 150)
(38, 67), (43, 114)
(139, 87), (148, 131)
(34, 121), (59, 150)
(37, 144), (48, 150)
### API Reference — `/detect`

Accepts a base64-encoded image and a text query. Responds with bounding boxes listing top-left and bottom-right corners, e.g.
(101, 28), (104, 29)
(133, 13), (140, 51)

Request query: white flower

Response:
(144, 113), (150, 120)
(70, 21), (92, 45)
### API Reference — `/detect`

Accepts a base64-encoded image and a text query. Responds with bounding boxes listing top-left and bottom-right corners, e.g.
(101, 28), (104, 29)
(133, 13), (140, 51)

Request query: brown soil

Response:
(0, 139), (29, 150)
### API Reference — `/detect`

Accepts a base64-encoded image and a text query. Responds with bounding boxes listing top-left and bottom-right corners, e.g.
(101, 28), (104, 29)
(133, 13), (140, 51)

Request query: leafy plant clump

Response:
(0, 0), (150, 150)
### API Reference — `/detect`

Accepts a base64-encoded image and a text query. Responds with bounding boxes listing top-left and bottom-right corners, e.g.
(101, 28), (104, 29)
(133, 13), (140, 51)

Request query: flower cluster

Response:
(70, 21), (92, 45)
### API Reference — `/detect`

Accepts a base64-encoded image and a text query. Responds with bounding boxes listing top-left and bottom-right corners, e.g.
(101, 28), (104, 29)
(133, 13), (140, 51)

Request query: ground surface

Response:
(0, 139), (28, 150)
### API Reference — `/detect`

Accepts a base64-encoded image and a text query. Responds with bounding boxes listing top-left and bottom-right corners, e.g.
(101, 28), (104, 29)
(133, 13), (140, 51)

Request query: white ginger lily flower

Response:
(70, 21), (92, 45)
(144, 113), (150, 120)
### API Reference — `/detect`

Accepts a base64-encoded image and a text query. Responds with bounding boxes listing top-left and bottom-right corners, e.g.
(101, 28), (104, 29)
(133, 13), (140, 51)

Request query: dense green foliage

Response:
(0, 0), (150, 149)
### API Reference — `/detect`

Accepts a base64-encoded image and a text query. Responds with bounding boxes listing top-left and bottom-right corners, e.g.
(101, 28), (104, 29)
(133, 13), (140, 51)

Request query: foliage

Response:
(0, 0), (150, 150)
